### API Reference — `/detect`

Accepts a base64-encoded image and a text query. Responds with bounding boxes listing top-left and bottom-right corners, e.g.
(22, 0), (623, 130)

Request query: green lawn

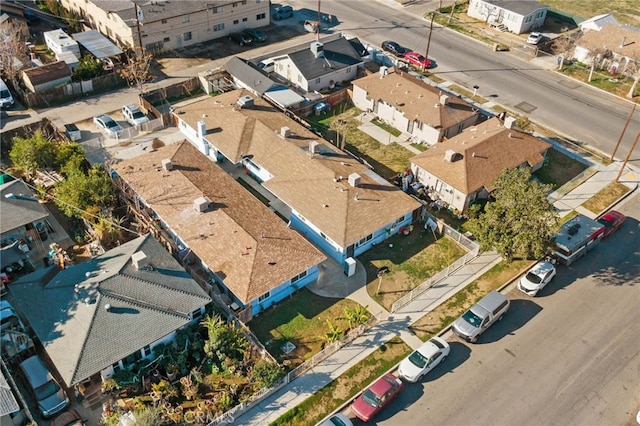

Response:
(270, 337), (411, 426)
(248, 289), (362, 368)
(533, 148), (589, 190)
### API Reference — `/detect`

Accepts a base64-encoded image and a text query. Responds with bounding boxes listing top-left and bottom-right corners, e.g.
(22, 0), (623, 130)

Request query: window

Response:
(233, 2), (238, 6)
(346, 67), (352, 73)
(393, 216), (405, 226)
(242, 17), (247, 22)
(111, 362), (121, 373)
(291, 270), (307, 283)
(233, 19), (239, 24)
(257, 13), (266, 20)
(258, 291), (270, 302)
(184, 31), (192, 41)
(191, 308), (202, 320)
(297, 75), (302, 83)
(163, 37), (170, 42)
(182, 15), (189, 23)
(161, 19), (167, 24)
(315, 78), (321, 84)
(123, 350), (143, 366)
(142, 345), (151, 357)
(356, 234), (373, 247)
(213, 6), (223, 13)
(213, 23), (224, 31)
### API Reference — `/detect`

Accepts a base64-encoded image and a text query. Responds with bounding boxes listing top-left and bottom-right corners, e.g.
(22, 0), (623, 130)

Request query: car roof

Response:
(368, 373), (396, 396)
(602, 210), (624, 221)
(123, 104), (139, 110)
(530, 260), (554, 276)
(417, 339), (443, 358)
(95, 114), (113, 120)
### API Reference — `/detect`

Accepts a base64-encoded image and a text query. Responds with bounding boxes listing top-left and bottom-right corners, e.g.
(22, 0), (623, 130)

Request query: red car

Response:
(351, 373), (403, 422)
(403, 52), (431, 69)
(597, 210), (626, 238)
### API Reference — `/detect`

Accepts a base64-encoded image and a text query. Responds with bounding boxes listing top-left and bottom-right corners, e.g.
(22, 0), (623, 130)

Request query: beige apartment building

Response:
(59, 0), (270, 52)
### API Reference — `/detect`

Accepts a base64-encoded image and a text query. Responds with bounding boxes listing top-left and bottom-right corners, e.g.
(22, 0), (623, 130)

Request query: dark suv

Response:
(229, 32), (253, 46)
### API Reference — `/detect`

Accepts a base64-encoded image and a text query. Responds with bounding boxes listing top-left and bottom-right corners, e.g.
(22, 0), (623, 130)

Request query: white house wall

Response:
(60, 0), (270, 51)
(411, 166), (468, 211)
(467, 0), (546, 34)
(275, 57), (358, 92)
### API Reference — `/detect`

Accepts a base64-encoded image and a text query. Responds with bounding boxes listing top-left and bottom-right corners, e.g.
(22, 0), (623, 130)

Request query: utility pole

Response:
(424, 0), (442, 71)
(615, 129), (640, 183)
(316, 0), (321, 42)
(134, 3), (144, 51)
(611, 103), (636, 161)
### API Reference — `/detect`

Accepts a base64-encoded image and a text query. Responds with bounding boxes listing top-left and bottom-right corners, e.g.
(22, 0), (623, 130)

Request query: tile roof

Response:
(10, 234), (210, 386)
(21, 61), (72, 86)
(288, 37), (363, 80)
(112, 142), (326, 304)
(411, 117), (551, 193)
(576, 23), (640, 59)
(352, 71), (478, 131)
(172, 90), (422, 247)
(0, 179), (49, 235)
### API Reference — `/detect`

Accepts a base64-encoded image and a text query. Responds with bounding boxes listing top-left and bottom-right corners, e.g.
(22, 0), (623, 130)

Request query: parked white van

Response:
(452, 290), (510, 343)
(0, 78), (15, 109)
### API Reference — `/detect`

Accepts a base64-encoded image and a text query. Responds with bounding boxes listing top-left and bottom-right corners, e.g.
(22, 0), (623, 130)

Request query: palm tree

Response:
(340, 305), (371, 329)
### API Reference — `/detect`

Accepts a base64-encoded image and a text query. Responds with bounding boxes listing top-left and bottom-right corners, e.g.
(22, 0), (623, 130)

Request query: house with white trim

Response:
(467, 0), (548, 34)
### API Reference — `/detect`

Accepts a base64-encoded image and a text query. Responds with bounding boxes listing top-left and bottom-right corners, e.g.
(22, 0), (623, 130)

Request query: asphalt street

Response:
(375, 194), (640, 426)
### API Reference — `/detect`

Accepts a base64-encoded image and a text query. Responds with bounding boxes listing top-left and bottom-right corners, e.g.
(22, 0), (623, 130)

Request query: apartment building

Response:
(59, 0), (270, 52)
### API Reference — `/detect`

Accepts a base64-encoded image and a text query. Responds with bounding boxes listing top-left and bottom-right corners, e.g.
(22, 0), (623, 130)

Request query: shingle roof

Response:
(576, 23), (640, 59)
(477, 0), (548, 15)
(21, 61), (72, 86)
(410, 117), (551, 193)
(0, 180), (50, 235)
(10, 234), (210, 386)
(112, 142), (325, 304)
(224, 57), (281, 96)
(172, 90), (422, 248)
(352, 71), (478, 132)
(288, 37), (363, 80)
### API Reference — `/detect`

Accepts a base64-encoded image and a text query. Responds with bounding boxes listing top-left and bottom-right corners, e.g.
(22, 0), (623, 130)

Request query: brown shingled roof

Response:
(351, 71), (477, 130)
(173, 90), (422, 247)
(411, 117), (551, 193)
(112, 141), (325, 304)
(576, 23), (640, 59)
(21, 61), (72, 86)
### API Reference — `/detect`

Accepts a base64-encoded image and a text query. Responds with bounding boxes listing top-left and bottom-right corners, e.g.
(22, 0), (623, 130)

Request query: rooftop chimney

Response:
(280, 126), (291, 138)
(131, 251), (148, 270)
(161, 158), (173, 172)
(439, 95), (449, 106)
(504, 116), (516, 129)
(620, 37), (626, 48)
(444, 149), (461, 162)
(310, 41), (324, 58)
(309, 140), (319, 157)
(194, 196), (210, 213)
(379, 66), (389, 78)
(348, 173), (361, 188)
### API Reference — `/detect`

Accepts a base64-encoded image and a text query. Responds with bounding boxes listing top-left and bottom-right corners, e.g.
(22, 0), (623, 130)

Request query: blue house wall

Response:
(249, 265), (320, 315)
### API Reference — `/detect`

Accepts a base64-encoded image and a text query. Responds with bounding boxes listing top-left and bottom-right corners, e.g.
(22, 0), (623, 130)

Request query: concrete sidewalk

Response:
(233, 158), (638, 426)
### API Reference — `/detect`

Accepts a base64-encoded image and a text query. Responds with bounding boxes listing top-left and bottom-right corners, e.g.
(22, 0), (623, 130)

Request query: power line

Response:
(3, 171), (141, 237)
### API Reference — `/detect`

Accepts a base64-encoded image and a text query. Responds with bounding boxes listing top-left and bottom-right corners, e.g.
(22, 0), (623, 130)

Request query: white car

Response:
(93, 114), (123, 137)
(517, 260), (556, 296)
(526, 32), (543, 45)
(398, 336), (450, 382)
(319, 413), (353, 426)
(122, 104), (149, 126)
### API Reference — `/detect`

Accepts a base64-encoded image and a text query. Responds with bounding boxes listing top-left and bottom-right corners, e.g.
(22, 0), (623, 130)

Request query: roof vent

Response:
(348, 173), (361, 188)
(194, 196), (211, 213)
(5, 193), (16, 199)
(280, 126), (291, 138)
(105, 303), (112, 311)
(568, 223), (581, 236)
(161, 158), (173, 172)
(237, 95), (254, 109)
(131, 251), (148, 270)
(444, 149), (461, 162)
(310, 41), (324, 58)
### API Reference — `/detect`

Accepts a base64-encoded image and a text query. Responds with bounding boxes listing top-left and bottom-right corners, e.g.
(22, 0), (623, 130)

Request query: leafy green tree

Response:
(251, 359), (284, 388)
(340, 305), (370, 329)
(201, 314), (248, 364)
(53, 165), (113, 219)
(9, 131), (57, 176)
(468, 167), (559, 261)
(73, 55), (106, 81)
(324, 319), (344, 343)
(55, 142), (85, 170)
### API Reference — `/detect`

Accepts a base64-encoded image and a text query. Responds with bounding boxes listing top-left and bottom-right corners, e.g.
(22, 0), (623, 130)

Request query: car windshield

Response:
(34, 379), (59, 401)
(462, 309), (482, 327)
(597, 218), (612, 228)
(361, 389), (381, 408)
(1, 314), (20, 331)
(0, 89), (10, 98)
(408, 350), (428, 368)
(329, 417), (348, 426)
(132, 110), (145, 119)
(105, 119), (118, 129)
(525, 271), (543, 284)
